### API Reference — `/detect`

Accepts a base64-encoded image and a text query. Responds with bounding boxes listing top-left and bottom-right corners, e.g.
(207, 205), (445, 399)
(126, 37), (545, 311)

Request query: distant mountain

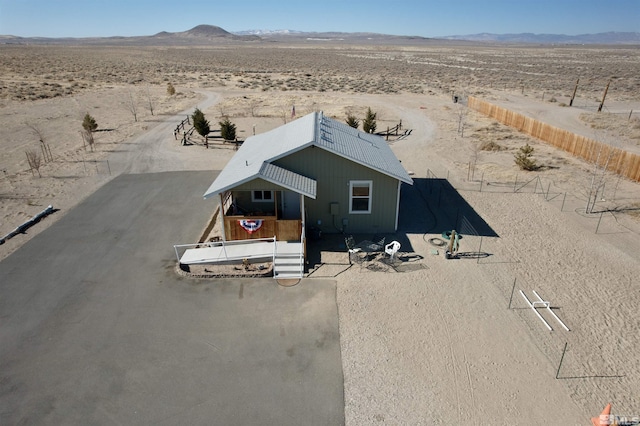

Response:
(441, 31), (640, 44)
(0, 25), (260, 45)
(234, 29), (304, 36)
(234, 29), (434, 44)
(163, 24), (259, 41)
(2, 25), (638, 46)
(234, 29), (640, 45)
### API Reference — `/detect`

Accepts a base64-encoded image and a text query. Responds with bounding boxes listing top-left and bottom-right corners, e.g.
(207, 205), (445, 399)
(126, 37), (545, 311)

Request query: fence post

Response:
(561, 192), (566, 212)
(546, 183), (551, 201)
(514, 174), (518, 192)
(595, 211), (604, 234)
(556, 342), (568, 379)
(508, 278), (517, 309)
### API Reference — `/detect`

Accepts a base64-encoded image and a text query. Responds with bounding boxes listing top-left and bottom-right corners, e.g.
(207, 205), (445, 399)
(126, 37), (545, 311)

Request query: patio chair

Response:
(384, 241), (401, 261)
(372, 236), (386, 252)
(345, 235), (366, 266)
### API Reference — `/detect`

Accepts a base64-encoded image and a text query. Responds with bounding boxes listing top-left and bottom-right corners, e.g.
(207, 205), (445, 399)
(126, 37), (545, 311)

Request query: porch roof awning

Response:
(203, 161), (317, 199)
(260, 163), (317, 199)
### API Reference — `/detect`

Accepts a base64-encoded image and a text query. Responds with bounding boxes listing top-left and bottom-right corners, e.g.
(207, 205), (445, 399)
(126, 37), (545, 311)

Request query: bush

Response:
(345, 113), (359, 129)
(479, 141), (503, 151)
(362, 107), (377, 134)
(82, 113), (98, 132)
(192, 108), (210, 140)
(514, 143), (538, 170)
(219, 117), (237, 141)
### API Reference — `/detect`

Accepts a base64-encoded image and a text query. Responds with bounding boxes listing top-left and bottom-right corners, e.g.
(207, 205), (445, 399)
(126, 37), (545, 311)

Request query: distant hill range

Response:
(440, 31), (640, 44)
(0, 25), (260, 46)
(1, 24), (638, 46)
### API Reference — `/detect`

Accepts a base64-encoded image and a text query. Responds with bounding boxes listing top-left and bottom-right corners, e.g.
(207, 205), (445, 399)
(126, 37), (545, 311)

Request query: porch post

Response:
(219, 193), (227, 241)
(300, 194), (305, 232)
(301, 194), (306, 259)
(394, 180), (401, 231)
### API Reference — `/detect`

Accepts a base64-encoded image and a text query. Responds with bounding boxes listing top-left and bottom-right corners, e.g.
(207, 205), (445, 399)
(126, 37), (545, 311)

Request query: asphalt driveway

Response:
(0, 171), (344, 425)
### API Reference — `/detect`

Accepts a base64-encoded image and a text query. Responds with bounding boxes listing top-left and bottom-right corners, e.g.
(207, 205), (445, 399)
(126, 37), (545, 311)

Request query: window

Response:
(349, 181), (372, 214)
(252, 190), (273, 202)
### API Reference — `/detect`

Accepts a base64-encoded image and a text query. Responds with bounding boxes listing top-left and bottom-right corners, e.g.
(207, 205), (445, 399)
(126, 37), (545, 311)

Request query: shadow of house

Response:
(399, 178), (499, 238)
(305, 178), (498, 271)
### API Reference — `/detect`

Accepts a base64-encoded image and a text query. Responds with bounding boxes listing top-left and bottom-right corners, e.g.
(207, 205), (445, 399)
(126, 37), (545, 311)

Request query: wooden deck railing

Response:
(224, 216), (302, 241)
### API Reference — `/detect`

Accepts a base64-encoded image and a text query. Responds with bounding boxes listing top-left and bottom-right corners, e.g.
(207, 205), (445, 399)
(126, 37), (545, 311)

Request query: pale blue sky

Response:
(0, 0), (638, 38)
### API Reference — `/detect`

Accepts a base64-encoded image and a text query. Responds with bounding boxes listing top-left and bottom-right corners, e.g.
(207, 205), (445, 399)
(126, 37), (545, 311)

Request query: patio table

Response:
(354, 240), (384, 254)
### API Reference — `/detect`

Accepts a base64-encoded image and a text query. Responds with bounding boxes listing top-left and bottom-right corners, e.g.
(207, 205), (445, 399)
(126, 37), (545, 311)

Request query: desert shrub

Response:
(80, 120), (96, 152)
(514, 143), (538, 171)
(479, 141), (503, 151)
(25, 149), (42, 177)
(166, 82), (176, 96)
(82, 113), (98, 132)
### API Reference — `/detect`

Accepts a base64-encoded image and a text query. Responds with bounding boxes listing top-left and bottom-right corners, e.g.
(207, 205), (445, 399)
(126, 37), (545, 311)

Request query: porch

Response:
(220, 189), (304, 242)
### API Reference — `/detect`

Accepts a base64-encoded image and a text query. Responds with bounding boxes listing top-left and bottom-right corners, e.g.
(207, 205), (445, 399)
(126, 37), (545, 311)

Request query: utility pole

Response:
(598, 79), (611, 113)
(569, 78), (579, 107)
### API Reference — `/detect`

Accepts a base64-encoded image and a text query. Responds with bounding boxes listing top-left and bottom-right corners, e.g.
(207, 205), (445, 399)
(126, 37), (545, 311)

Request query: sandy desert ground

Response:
(1, 43), (640, 424)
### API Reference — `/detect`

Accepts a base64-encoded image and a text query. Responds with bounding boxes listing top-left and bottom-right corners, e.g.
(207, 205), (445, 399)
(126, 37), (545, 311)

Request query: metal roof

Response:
(315, 113), (413, 184)
(259, 163), (317, 199)
(203, 111), (412, 199)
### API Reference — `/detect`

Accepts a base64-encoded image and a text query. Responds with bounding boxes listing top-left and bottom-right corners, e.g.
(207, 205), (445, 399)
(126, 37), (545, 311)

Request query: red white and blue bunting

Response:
(238, 219), (263, 234)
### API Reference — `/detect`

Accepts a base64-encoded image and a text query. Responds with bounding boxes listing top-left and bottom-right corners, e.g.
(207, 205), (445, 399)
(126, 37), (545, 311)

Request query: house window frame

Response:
(349, 180), (372, 214)
(251, 190), (274, 203)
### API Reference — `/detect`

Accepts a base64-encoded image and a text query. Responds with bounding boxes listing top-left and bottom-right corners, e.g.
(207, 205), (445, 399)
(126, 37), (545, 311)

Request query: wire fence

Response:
(420, 168), (637, 413)
(426, 165), (640, 237)
(423, 169), (638, 403)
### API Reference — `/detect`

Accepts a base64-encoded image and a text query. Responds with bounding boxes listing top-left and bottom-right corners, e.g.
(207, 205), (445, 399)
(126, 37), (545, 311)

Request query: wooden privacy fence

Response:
(468, 96), (640, 182)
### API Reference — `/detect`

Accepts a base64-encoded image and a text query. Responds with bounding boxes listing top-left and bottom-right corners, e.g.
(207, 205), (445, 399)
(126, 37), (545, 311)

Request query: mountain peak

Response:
(185, 25), (231, 37)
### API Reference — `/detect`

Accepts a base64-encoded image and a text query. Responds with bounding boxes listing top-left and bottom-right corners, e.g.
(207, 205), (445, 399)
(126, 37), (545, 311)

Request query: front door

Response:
(281, 191), (301, 219)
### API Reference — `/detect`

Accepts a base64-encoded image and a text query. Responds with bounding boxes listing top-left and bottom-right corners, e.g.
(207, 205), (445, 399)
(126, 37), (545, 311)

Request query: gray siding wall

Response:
(274, 146), (399, 234)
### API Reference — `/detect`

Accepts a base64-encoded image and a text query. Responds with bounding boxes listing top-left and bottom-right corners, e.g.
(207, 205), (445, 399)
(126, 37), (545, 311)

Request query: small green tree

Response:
(362, 107), (377, 134)
(514, 143), (538, 171)
(192, 107), (210, 141)
(345, 113), (360, 129)
(82, 113), (98, 151)
(82, 113), (98, 133)
(219, 117), (237, 142)
(167, 82), (176, 96)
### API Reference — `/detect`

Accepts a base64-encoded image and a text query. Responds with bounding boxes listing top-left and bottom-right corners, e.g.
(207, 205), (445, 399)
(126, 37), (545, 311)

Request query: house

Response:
(195, 111), (413, 278)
